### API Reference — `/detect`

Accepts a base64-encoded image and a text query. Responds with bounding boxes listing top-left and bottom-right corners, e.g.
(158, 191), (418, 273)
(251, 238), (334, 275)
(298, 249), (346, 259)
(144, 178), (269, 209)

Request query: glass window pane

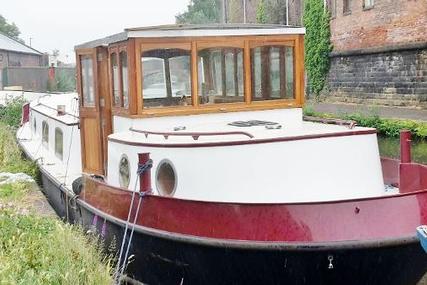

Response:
(142, 49), (191, 108)
(80, 56), (94, 107)
(42, 121), (49, 146)
(55, 127), (63, 160)
(120, 51), (129, 109)
(198, 48), (244, 104)
(251, 46), (294, 101)
(111, 53), (120, 106)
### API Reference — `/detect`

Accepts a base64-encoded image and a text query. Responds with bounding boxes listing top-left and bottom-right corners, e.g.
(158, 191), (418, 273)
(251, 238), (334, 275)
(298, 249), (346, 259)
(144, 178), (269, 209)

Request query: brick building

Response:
(327, 0), (427, 107)
(226, 0), (303, 26)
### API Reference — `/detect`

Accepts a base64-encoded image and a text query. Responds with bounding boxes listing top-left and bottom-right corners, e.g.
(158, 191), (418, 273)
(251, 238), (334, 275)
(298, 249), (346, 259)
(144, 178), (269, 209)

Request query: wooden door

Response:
(76, 48), (111, 175)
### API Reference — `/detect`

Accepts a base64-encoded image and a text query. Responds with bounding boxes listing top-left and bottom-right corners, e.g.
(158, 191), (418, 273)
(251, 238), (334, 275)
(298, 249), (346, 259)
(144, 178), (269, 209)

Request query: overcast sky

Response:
(2, 0), (190, 63)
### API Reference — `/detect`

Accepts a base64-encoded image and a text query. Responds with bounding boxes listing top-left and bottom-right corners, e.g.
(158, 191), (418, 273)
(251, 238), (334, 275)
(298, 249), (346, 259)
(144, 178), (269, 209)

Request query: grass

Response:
(0, 209), (113, 285)
(303, 105), (427, 140)
(0, 100), (114, 284)
(0, 123), (39, 180)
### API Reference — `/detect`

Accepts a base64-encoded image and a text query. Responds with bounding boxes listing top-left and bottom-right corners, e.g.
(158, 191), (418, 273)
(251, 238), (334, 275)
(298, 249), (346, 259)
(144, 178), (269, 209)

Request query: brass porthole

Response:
(119, 154), (130, 188)
(156, 159), (177, 196)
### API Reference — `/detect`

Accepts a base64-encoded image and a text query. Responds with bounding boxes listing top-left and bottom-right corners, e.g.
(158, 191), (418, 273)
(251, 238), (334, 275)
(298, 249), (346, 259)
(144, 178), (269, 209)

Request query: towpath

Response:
(307, 101), (427, 122)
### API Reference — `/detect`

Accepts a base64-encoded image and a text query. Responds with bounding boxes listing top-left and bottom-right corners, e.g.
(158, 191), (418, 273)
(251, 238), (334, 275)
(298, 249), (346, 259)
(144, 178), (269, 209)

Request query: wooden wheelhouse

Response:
(75, 24), (305, 176)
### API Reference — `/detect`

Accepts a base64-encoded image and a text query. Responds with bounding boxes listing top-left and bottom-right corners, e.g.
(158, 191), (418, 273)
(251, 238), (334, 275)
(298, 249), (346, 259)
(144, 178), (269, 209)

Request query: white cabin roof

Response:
(75, 24), (305, 49)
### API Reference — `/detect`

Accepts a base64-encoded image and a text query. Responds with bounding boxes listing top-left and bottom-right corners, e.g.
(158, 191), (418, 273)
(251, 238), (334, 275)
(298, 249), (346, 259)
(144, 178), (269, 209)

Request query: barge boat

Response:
(17, 24), (427, 284)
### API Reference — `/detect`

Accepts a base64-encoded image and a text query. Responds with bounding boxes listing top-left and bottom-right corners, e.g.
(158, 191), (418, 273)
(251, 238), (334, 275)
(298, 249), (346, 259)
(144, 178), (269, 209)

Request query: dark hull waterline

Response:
(37, 167), (427, 285)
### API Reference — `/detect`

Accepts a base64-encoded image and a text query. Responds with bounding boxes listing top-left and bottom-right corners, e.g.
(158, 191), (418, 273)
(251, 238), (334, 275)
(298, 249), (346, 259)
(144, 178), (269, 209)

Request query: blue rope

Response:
(114, 158), (153, 284)
(137, 159), (153, 175)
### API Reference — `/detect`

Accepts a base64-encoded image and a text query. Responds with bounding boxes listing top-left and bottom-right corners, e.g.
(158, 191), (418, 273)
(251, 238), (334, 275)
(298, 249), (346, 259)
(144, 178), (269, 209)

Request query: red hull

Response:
(80, 157), (427, 243)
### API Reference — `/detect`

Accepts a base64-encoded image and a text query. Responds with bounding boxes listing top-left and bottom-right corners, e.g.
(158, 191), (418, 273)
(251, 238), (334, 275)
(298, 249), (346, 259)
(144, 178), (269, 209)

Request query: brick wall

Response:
(227, 0), (303, 25)
(330, 0), (427, 52)
(327, 47), (427, 108)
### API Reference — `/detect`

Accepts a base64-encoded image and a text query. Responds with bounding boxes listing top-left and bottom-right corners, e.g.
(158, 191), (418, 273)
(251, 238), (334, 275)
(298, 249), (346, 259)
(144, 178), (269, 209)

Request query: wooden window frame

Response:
(129, 35), (304, 118)
(197, 41), (246, 107)
(109, 43), (131, 115)
(248, 40), (296, 106)
(76, 49), (99, 116)
(137, 41), (194, 112)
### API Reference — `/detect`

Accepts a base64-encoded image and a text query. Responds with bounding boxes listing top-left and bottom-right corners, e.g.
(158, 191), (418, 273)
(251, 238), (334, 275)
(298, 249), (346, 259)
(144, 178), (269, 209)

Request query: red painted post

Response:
(138, 153), (152, 193)
(400, 130), (412, 163)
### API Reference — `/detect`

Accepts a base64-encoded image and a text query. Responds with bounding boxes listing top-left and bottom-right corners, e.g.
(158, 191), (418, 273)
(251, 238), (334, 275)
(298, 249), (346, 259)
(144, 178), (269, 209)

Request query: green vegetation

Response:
(303, 0), (332, 96)
(0, 96), (26, 129)
(0, 123), (38, 179)
(0, 101), (114, 284)
(303, 106), (427, 140)
(256, 0), (268, 23)
(0, 208), (113, 284)
(0, 14), (22, 42)
(176, 0), (221, 24)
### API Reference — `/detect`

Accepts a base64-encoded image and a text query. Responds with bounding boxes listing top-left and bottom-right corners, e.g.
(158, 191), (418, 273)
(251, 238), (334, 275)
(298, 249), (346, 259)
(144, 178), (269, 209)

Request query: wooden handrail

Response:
(129, 127), (254, 140)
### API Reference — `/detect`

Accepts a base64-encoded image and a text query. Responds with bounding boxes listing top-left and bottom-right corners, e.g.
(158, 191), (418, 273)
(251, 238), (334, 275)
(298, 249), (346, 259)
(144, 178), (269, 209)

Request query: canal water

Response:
(378, 136), (427, 164)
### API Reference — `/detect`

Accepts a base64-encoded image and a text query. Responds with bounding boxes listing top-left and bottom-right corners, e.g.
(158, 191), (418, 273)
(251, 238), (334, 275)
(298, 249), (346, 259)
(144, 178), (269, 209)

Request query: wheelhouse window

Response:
(111, 53), (120, 106)
(141, 47), (192, 108)
(80, 55), (95, 107)
(198, 47), (244, 104)
(120, 51), (129, 108)
(251, 46), (294, 101)
(42, 121), (49, 146)
(55, 127), (63, 160)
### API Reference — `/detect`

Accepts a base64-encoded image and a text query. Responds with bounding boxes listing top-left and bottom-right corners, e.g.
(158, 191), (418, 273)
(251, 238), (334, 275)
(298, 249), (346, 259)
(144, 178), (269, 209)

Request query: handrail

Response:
(303, 116), (357, 129)
(34, 102), (79, 119)
(129, 127), (254, 140)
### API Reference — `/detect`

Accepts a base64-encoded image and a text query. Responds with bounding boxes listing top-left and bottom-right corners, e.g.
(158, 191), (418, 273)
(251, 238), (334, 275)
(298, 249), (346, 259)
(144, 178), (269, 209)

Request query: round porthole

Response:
(119, 155), (130, 188)
(156, 159), (177, 196)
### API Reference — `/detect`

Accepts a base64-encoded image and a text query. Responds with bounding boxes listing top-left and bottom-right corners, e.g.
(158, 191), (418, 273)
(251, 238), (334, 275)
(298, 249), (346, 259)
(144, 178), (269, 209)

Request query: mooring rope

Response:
(114, 159), (153, 284)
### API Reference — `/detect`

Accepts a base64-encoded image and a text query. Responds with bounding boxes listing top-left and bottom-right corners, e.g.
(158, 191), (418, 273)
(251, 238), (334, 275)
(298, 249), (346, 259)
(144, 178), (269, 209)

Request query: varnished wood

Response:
(244, 40), (252, 104)
(191, 41), (198, 107)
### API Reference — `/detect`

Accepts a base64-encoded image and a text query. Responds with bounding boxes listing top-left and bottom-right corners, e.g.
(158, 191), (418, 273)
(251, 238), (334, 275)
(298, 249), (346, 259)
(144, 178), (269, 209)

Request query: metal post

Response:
(400, 130), (412, 163)
(286, 0), (289, 25)
(222, 0), (227, 23)
(243, 0), (247, 23)
(138, 153), (152, 192)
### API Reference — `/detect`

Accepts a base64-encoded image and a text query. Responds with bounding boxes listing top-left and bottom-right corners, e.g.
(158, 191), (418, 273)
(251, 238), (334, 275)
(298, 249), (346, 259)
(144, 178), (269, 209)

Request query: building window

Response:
(198, 47), (244, 104)
(251, 46), (294, 101)
(363, 0), (374, 9)
(111, 53), (120, 107)
(42, 121), (49, 146)
(120, 51), (129, 109)
(55, 128), (63, 160)
(119, 155), (130, 188)
(141, 48), (192, 108)
(343, 0), (351, 14)
(80, 55), (95, 107)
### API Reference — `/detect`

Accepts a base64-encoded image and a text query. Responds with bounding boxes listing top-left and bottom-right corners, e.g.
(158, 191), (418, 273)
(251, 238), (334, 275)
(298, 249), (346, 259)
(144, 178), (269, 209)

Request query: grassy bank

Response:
(0, 101), (114, 283)
(304, 106), (427, 140)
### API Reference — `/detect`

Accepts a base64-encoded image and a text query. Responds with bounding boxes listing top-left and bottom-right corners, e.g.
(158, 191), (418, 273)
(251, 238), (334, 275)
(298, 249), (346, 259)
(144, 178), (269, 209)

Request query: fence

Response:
(1, 66), (76, 92)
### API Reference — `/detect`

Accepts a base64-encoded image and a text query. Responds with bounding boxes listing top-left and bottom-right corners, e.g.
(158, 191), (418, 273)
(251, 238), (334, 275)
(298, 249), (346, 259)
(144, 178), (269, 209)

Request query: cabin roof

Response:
(75, 24), (305, 50)
(0, 32), (42, 55)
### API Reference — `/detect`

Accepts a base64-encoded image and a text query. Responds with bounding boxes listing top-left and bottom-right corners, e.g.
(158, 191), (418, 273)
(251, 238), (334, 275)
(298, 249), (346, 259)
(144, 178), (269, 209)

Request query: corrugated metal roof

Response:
(0, 32), (42, 55)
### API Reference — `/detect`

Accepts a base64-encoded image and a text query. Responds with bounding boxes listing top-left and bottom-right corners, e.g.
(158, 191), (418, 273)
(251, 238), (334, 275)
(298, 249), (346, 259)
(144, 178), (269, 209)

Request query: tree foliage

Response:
(0, 15), (22, 42)
(303, 0), (332, 96)
(256, 0), (268, 23)
(256, 0), (287, 24)
(176, 0), (221, 24)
